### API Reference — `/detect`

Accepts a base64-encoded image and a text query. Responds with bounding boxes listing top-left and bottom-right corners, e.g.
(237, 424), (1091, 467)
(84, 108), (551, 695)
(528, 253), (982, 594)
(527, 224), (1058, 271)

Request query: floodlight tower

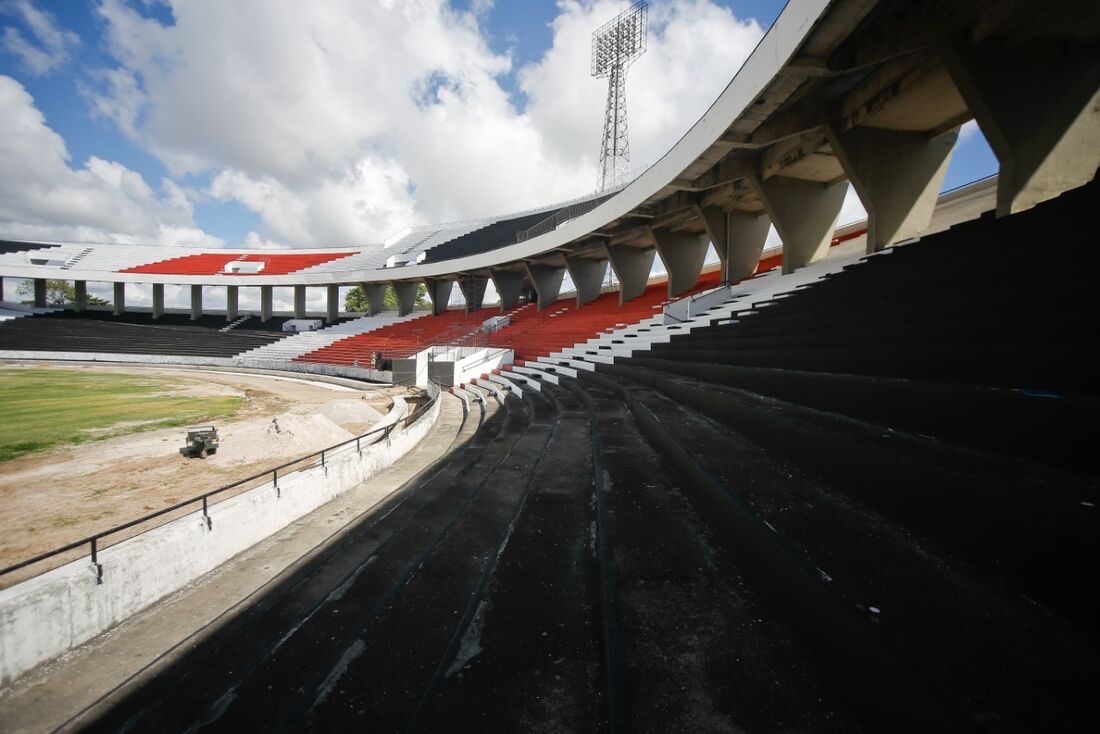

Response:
(592, 1), (648, 192)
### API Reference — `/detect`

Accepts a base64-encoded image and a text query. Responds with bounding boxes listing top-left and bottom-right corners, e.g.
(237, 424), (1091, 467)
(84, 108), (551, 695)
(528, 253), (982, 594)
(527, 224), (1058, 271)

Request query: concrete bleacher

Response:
(294, 306), (509, 366)
(74, 189), (1098, 733)
(565, 183), (1099, 729)
(0, 309), (288, 358)
(237, 311), (425, 361)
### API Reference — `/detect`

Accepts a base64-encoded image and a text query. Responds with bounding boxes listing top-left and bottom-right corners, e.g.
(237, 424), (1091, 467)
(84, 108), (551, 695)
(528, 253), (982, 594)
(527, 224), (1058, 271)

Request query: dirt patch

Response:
(0, 364), (407, 587)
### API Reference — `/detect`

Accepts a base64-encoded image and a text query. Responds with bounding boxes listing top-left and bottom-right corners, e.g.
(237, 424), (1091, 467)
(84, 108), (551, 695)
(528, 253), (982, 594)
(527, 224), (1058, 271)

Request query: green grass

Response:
(0, 368), (245, 463)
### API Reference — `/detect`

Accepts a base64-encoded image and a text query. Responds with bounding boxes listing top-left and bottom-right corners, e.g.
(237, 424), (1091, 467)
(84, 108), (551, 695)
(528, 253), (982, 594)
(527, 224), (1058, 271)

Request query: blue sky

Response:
(0, 0), (997, 249)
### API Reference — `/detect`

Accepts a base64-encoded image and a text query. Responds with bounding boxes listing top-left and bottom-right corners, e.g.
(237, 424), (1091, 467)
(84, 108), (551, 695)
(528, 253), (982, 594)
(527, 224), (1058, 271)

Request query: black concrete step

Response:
(655, 313), (1091, 355)
(298, 391), (556, 731)
(591, 367), (1099, 731)
(570, 376), (857, 732)
(597, 363), (1099, 630)
(622, 357), (1098, 475)
(416, 382), (604, 731)
(82, 394), (533, 732)
(644, 341), (1096, 393)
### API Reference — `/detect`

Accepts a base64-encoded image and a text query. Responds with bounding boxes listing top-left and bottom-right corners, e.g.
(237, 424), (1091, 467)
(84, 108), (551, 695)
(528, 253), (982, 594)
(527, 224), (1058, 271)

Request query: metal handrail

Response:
(0, 385), (440, 583)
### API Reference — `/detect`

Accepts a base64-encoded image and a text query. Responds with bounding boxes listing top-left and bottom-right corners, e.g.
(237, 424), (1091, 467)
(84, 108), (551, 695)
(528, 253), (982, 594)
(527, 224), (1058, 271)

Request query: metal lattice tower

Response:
(592, 2), (648, 192)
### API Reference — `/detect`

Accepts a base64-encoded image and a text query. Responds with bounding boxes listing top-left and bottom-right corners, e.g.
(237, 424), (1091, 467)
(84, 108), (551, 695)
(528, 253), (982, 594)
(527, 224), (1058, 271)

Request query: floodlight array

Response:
(591, 1), (649, 78)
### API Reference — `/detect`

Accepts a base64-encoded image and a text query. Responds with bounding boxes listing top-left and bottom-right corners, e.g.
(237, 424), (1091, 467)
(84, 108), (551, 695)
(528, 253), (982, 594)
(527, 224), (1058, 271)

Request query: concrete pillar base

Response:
(523, 263), (565, 311)
(830, 125), (957, 253)
(424, 278), (453, 316)
(226, 285), (239, 321)
(326, 284), (339, 323)
(751, 175), (846, 274)
(392, 281), (419, 317)
(151, 283), (164, 319)
(74, 280), (88, 312)
(260, 285), (273, 322)
(33, 278), (47, 308)
(564, 255), (608, 307)
(489, 269), (524, 312)
(293, 285), (306, 320)
(651, 228), (709, 298)
(727, 211), (772, 282)
(459, 278), (488, 312)
(604, 245), (656, 304)
(943, 36), (1100, 216)
(112, 282), (125, 316)
(190, 284), (203, 321)
(362, 283), (388, 316)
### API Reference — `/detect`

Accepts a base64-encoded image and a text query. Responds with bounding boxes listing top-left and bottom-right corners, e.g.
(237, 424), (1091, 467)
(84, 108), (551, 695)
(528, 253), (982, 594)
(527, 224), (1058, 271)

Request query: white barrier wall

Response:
(0, 391), (440, 687)
(0, 351), (394, 384)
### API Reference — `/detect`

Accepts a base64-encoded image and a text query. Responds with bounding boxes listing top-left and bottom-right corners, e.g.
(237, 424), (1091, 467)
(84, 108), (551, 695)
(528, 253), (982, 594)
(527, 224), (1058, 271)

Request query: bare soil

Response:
(0, 364), (410, 586)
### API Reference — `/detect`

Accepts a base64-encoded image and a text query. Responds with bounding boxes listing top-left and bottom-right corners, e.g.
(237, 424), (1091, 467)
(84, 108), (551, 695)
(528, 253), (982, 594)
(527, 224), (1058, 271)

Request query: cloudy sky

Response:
(0, 0), (997, 255)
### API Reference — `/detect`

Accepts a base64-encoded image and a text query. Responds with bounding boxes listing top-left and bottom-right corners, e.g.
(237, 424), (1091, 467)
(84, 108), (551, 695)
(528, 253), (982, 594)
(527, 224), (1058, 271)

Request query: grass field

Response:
(0, 368), (245, 463)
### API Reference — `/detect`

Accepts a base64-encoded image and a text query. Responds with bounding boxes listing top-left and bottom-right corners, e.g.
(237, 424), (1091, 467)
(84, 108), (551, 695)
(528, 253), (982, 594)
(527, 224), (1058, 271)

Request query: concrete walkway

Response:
(0, 393), (470, 734)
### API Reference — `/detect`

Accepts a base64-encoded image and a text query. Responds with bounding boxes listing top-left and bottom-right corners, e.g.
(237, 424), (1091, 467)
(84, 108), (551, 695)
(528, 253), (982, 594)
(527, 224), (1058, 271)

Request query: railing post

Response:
(90, 537), (103, 584)
(202, 496), (212, 530)
(274, 468), (280, 498)
(321, 450), (326, 470)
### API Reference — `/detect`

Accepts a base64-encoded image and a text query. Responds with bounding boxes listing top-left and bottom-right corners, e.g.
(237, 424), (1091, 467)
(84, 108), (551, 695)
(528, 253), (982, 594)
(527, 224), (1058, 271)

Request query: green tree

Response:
(17, 279), (108, 306)
(344, 283), (428, 312)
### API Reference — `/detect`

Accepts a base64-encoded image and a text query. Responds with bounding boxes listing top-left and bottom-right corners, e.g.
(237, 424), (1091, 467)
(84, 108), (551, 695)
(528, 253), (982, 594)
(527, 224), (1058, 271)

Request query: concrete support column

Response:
(190, 285), (203, 321)
(33, 278), (47, 308)
(489, 269), (524, 312)
(293, 285), (306, 319)
(112, 282), (125, 316)
(829, 126), (957, 253)
(943, 37), (1100, 216)
(361, 283), (388, 316)
(424, 278), (453, 316)
(392, 281), (419, 317)
(564, 255), (608, 307)
(458, 278), (488, 313)
(751, 176), (846, 274)
(326, 284), (339, 323)
(699, 206), (771, 283)
(226, 285), (239, 321)
(73, 280), (88, 312)
(522, 263), (565, 311)
(603, 244), (656, 305)
(260, 285), (273, 322)
(0, 276), (4, 302)
(650, 228), (710, 299)
(728, 211), (772, 282)
(151, 283), (164, 319)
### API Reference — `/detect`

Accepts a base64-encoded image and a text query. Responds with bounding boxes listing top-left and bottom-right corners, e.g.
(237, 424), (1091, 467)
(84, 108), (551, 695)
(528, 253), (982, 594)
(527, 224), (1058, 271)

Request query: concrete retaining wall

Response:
(0, 389), (440, 687)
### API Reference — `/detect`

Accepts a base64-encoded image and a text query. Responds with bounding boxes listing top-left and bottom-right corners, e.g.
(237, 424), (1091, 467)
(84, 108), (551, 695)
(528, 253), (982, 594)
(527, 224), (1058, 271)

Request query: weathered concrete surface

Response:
(0, 394), (469, 734)
(829, 126), (958, 253)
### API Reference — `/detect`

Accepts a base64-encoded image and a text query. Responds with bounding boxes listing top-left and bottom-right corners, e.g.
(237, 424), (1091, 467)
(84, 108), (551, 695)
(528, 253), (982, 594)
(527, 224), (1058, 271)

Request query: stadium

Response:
(1, 0), (1098, 731)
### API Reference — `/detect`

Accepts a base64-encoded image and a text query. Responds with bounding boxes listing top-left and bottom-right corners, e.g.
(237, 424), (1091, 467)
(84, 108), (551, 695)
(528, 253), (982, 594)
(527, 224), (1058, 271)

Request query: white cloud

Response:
(0, 0), (79, 75)
(0, 75), (223, 246)
(84, 0), (765, 246)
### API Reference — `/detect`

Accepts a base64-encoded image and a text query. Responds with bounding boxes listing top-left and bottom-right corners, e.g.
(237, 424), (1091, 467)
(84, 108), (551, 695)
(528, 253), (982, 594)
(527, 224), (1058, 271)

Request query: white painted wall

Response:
(0, 390), (440, 687)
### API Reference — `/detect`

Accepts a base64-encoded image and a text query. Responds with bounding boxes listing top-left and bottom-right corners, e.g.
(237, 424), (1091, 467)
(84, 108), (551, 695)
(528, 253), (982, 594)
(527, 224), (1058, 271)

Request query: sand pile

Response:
(313, 399), (386, 426)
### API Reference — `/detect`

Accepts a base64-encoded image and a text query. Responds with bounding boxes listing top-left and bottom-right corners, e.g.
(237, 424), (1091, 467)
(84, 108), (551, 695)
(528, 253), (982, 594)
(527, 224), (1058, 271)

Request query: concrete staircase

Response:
(236, 311), (423, 362)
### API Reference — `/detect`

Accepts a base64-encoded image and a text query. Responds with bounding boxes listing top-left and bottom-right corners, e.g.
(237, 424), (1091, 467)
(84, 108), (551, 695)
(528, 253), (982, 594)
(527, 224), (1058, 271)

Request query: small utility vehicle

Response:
(180, 426), (219, 459)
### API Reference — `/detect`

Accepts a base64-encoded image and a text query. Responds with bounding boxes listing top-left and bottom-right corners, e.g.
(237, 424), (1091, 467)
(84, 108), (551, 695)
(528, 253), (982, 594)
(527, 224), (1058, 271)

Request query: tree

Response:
(344, 283), (429, 312)
(17, 279), (108, 306)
